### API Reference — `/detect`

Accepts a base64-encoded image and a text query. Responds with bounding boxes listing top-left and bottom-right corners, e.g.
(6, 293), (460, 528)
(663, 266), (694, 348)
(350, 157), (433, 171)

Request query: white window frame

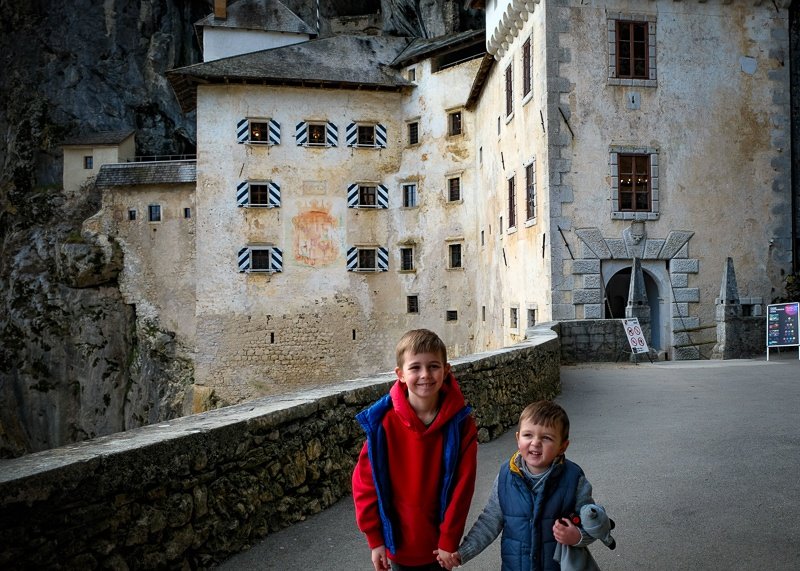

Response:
(402, 182), (418, 208)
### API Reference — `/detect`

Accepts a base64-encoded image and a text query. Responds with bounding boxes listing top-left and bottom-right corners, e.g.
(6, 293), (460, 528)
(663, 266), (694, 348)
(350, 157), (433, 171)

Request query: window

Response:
(446, 310), (458, 322)
(296, 120), (337, 147)
(407, 121), (419, 145)
(617, 153), (651, 212)
(148, 204), (161, 222)
(609, 17), (656, 86)
(482, 306), (486, 321)
(508, 175), (517, 229)
(400, 247), (414, 271)
(448, 243), (462, 269)
(448, 111), (462, 136)
(510, 307), (519, 330)
(183, 207), (191, 219)
(357, 125), (375, 146)
(407, 68), (416, 81)
(128, 209), (136, 221)
(505, 63), (513, 117)
(84, 156), (93, 169)
(447, 177), (461, 202)
(239, 181), (280, 208)
(528, 308), (537, 328)
(522, 37), (532, 97)
(346, 122), (386, 148)
(307, 123), (327, 146)
(347, 246), (389, 272)
(526, 161), (537, 220)
(359, 185), (377, 207)
(407, 295), (419, 313)
(238, 118), (281, 145)
(348, 183), (388, 208)
(402, 183), (417, 208)
(238, 246), (283, 273)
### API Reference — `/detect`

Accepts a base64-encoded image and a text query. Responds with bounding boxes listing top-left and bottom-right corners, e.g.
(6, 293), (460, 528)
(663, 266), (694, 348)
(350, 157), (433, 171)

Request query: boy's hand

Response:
(553, 517), (581, 546)
(435, 548), (462, 569)
(371, 545), (390, 571)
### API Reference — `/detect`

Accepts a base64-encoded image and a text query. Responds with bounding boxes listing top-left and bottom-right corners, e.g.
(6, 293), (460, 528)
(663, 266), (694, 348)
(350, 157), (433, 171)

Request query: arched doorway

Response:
(603, 263), (666, 351)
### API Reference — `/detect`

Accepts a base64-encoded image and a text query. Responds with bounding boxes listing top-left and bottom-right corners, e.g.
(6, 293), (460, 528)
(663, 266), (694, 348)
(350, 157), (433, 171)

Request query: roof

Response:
(95, 161), (196, 188)
(392, 29), (485, 68)
(167, 35), (414, 112)
(62, 130), (135, 147)
(195, 0), (315, 35)
(465, 52), (495, 110)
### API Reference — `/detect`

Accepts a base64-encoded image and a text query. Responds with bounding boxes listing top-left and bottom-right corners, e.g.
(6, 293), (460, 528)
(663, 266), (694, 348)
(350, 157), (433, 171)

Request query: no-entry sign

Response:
(623, 317), (650, 354)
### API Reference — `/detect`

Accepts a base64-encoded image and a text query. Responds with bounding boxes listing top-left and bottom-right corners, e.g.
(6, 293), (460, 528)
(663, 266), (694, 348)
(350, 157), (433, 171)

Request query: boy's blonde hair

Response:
(395, 329), (447, 367)
(519, 400), (570, 441)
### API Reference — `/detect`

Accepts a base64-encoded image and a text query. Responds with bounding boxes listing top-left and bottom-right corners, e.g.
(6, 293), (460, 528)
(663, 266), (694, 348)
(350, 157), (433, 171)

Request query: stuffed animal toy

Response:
(579, 503), (616, 550)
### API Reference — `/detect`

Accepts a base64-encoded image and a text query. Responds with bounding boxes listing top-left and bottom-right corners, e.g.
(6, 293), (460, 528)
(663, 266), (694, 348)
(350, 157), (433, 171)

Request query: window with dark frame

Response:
(618, 153), (651, 211)
(307, 123), (326, 146)
(357, 125), (375, 146)
(128, 209), (136, 221)
(446, 310), (458, 322)
(449, 243), (462, 269)
(408, 122), (419, 145)
(402, 183), (417, 207)
(84, 156), (93, 169)
(526, 162), (537, 220)
(249, 183), (273, 206)
(616, 21), (649, 79)
(249, 121), (271, 143)
(447, 177), (461, 201)
(505, 64), (513, 116)
(448, 111), (462, 136)
(528, 308), (537, 327)
(510, 307), (519, 329)
(358, 248), (377, 270)
(359, 185), (377, 207)
(400, 247), (414, 271)
(522, 38), (532, 97)
(407, 295), (419, 313)
(251, 249), (272, 271)
(508, 175), (516, 228)
(148, 204), (161, 222)
(407, 68), (416, 81)
(183, 207), (191, 219)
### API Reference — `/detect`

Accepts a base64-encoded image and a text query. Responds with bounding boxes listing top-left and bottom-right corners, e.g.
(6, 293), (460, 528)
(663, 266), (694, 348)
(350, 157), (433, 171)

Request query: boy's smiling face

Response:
(396, 350), (450, 404)
(516, 419), (569, 474)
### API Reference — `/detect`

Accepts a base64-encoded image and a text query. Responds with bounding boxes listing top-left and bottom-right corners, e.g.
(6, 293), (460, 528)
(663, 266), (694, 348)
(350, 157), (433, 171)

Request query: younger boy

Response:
(438, 400), (598, 571)
(352, 329), (478, 571)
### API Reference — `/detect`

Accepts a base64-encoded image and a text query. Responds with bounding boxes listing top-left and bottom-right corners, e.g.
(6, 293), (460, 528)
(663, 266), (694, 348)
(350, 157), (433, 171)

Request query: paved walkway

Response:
(216, 354), (800, 570)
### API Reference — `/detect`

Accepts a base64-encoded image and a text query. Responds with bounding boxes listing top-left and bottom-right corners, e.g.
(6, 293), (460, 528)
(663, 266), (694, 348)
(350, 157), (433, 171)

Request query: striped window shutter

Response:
(271, 247), (283, 272)
(268, 119), (280, 145)
(347, 183), (359, 208)
(346, 247), (358, 270)
(377, 247), (389, 271)
(326, 122), (338, 147)
(237, 119), (249, 144)
(268, 181), (281, 206)
(377, 184), (389, 208)
(296, 121), (308, 146)
(237, 247), (251, 272)
(345, 122), (357, 147)
(237, 182), (249, 206)
(375, 123), (387, 148)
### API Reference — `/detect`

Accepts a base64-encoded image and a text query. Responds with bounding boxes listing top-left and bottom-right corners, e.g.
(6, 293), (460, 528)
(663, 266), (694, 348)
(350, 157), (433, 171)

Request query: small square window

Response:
(357, 125), (375, 146)
(84, 156), (94, 170)
(447, 177), (461, 202)
(249, 121), (271, 143)
(359, 185), (377, 207)
(408, 122), (419, 145)
(400, 247), (414, 271)
(449, 243), (462, 269)
(307, 123), (327, 146)
(183, 207), (192, 219)
(148, 204), (161, 222)
(358, 249), (377, 270)
(446, 310), (458, 322)
(402, 183), (417, 208)
(128, 209), (137, 221)
(251, 249), (271, 271)
(249, 183), (276, 207)
(448, 111), (462, 136)
(407, 295), (419, 313)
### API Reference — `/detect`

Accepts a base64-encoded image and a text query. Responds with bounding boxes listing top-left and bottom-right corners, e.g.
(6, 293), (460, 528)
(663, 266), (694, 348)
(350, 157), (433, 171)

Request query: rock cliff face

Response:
(0, 0), (480, 458)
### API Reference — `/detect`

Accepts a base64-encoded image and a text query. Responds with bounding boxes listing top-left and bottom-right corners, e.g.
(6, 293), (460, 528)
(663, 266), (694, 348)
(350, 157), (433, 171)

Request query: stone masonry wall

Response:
(557, 319), (629, 364)
(0, 328), (559, 570)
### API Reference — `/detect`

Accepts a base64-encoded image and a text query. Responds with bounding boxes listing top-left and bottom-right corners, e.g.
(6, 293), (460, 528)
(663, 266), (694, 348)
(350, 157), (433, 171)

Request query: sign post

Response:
(766, 302), (800, 360)
(622, 317), (652, 363)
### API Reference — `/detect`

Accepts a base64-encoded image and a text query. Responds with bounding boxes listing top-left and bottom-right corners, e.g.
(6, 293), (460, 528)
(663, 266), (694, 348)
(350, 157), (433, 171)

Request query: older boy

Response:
(353, 329), (478, 571)
(439, 401), (598, 571)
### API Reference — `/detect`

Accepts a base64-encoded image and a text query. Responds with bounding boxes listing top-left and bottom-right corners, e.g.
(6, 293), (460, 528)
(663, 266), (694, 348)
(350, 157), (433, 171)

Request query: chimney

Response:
(214, 0), (227, 20)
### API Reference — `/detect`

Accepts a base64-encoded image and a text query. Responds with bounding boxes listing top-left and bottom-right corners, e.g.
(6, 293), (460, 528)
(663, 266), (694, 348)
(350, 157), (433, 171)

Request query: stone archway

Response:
(602, 263), (666, 351)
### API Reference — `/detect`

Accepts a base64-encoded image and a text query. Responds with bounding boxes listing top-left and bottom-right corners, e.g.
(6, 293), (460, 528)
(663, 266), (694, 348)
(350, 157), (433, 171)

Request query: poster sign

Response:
(766, 302), (799, 348)
(623, 318), (649, 354)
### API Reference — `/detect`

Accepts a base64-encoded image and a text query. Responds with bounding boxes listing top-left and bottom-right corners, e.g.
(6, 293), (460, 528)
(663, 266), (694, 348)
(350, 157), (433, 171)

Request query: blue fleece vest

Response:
(497, 457), (583, 571)
(355, 393), (471, 555)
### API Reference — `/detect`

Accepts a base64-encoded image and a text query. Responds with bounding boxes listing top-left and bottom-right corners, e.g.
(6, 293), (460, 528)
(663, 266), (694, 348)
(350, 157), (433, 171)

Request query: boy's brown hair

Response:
(395, 329), (448, 367)
(519, 400), (570, 441)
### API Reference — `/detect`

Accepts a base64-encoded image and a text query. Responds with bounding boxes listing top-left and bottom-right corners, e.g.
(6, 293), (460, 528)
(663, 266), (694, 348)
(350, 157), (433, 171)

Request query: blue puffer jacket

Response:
(497, 454), (583, 571)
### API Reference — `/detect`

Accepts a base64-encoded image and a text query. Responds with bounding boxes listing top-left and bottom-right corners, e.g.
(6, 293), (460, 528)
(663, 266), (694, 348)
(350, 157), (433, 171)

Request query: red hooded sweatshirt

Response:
(352, 373), (478, 566)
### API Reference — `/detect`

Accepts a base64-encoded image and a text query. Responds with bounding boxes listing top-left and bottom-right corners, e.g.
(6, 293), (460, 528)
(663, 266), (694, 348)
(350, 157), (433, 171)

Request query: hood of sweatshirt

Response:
(388, 372), (468, 433)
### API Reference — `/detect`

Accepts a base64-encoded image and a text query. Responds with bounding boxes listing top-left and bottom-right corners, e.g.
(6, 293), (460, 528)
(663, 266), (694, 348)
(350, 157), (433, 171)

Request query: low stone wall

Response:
(0, 328), (559, 570)
(556, 319), (629, 363)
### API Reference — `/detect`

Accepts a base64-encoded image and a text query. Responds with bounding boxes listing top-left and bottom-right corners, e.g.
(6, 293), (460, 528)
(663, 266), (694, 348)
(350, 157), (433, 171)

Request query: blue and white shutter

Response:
(237, 119), (250, 144)
(375, 123), (387, 148)
(377, 247), (389, 271)
(238, 247), (251, 272)
(296, 121), (308, 146)
(346, 247), (358, 270)
(345, 122), (357, 147)
(237, 181), (249, 206)
(267, 181), (281, 206)
(326, 122), (338, 147)
(377, 184), (389, 208)
(236, 181), (281, 207)
(268, 119), (280, 145)
(347, 183), (359, 208)
(270, 247), (283, 272)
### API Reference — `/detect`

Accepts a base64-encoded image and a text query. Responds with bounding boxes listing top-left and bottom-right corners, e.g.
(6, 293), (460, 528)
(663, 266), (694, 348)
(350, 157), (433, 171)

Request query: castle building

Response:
(88, 0), (795, 405)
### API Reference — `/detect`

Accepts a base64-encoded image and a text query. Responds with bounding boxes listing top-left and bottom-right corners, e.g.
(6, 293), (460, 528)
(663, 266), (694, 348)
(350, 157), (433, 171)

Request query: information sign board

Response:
(622, 318), (650, 354)
(766, 302), (799, 347)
